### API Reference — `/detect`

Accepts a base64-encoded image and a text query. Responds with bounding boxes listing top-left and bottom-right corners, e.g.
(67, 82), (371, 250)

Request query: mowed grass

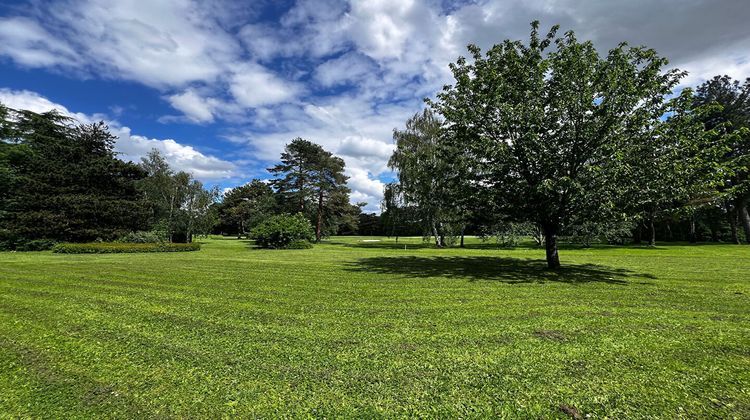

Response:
(1, 236), (748, 418)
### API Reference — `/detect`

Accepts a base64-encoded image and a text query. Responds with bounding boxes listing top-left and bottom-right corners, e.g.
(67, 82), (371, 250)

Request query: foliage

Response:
(250, 213), (315, 249)
(389, 109), (461, 247)
(51, 242), (200, 253)
(478, 222), (539, 247)
(694, 75), (750, 243)
(216, 179), (276, 236)
(138, 149), (219, 242)
(115, 231), (166, 243)
(269, 138), (353, 242)
(2, 236), (748, 418)
(429, 22), (692, 267)
(11, 239), (58, 251)
(0, 107), (149, 244)
(562, 220), (635, 247)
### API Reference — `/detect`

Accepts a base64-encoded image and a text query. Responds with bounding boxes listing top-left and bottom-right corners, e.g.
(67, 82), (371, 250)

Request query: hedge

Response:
(52, 242), (201, 254)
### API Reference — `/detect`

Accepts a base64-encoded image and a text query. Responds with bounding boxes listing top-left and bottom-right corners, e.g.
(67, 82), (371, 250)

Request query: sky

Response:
(1, 0), (749, 213)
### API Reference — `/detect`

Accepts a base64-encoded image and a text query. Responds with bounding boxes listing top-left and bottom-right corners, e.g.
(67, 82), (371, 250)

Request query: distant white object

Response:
(360, 240), (381, 242)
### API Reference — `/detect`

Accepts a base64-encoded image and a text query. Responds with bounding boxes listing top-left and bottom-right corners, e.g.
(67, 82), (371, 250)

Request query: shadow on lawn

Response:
(346, 256), (656, 284)
(337, 240), (671, 251)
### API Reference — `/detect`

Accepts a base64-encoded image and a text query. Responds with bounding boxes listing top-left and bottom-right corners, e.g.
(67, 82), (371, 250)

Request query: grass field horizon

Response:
(1, 236), (748, 417)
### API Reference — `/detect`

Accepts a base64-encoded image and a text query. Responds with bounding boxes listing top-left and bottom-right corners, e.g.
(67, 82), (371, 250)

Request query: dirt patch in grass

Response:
(533, 330), (568, 342)
(559, 403), (583, 419)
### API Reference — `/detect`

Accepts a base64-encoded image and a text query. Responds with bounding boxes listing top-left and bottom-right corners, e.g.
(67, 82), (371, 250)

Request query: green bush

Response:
(116, 231), (166, 243)
(52, 242), (200, 254)
(14, 239), (58, 251)
(287, 240), (314, 249)
(250, 213), (314, 249)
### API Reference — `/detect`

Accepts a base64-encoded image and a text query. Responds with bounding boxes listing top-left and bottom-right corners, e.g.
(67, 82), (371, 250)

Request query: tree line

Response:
(384, 22), (750, 268)
(0, 109), (359, 249)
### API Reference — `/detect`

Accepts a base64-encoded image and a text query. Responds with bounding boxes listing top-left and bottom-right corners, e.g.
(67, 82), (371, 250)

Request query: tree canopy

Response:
(427, 22), (718, 267)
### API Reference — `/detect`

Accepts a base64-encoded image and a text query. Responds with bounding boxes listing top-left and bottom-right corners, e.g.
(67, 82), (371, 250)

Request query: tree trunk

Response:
(237, 219), (243, 239)
(727, 200), (740, 244)
(315, 189), (323, 242)
(648, 212), (656, 247)
(739, 197), (750, 245)
(633, 223), (642, 245)
(688, 215), (696, 244)
(543, 224), (560, 269)
(431, 222), (443, 248)
(460, 226), (465, 248)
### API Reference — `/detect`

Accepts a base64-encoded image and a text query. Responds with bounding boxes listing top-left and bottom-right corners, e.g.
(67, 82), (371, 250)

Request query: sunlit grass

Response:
(1, 236), (748, 417)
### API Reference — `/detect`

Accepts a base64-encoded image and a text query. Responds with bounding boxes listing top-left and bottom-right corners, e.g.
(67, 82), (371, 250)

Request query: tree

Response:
(429, 22), (686, 268)
(268, 138), (320, 213)
(138, 149), (218, 242)
(694, 75), (750, 244)
(218, 179), (276, 237)
(620, 90), (730, 245)
(0, 106), (148, 247)
(269, 138), (352, 242)
(389, 109), (461, 247)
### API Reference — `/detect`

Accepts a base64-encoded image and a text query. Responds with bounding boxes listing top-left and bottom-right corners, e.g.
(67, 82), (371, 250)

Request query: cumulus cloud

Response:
(166, 89), (217, 123)
(229, 63), (301, 108)
(0, 88), (237, 181)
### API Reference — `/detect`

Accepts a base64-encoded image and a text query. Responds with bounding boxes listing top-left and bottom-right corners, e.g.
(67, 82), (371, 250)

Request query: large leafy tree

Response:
(138, 149), (218, 242)
(694, 75), (750, 243)
(620, 90), (730, 245)
(0, 107), (148, 246)
(429, 22), (688, 268)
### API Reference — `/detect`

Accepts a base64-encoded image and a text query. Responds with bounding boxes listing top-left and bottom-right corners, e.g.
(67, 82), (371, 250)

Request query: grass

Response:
(0, 236), (748, 418)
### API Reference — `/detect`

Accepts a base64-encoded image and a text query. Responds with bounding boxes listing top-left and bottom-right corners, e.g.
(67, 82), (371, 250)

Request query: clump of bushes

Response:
(115, 231), (166, 243)
(0, 238), (58, 251)
(52, 242), (200, 254)
(250, 213), (314, 249)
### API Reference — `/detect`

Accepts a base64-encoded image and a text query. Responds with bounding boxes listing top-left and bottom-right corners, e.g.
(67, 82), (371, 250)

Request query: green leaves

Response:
(430, 22), (689, 264)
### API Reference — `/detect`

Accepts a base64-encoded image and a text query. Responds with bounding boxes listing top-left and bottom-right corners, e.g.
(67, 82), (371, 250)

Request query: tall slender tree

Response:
(389, 109), (459, 247)
(269, 138), (351, 242)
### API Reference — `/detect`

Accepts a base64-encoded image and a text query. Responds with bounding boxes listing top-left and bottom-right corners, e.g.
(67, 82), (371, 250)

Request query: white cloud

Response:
(0, 88), (237, 181)
(314, 52), (377, 87)
(229, 63), (300, 108)
(113, 127), (236, 180)
(166, 89), (216, 123)
(0, 17), (79, 68)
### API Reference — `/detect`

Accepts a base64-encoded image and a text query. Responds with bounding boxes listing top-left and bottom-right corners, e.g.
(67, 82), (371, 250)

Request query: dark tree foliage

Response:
(0, 106), (148, 248)
(217, 179), (276, 237)
(694, 75), (750, 244)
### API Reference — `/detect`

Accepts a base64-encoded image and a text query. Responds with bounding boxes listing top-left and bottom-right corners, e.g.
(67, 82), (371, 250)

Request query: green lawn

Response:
(1, 236), (748, 418)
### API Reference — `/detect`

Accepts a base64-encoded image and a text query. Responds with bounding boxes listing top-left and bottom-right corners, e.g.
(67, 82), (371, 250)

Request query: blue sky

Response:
(1, 0), (749, 212)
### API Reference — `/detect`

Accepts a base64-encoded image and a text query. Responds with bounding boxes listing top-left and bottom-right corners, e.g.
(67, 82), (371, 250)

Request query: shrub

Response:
(287, 240), (314, 249)
(12, 239), (58, 251)
(116, 231), (166, 243)
(52, 242), (200, 254)
(250, 213), (314, 249)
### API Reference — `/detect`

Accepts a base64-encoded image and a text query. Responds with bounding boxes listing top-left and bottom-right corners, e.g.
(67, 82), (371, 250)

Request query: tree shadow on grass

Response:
(345, 256), (656, 284)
